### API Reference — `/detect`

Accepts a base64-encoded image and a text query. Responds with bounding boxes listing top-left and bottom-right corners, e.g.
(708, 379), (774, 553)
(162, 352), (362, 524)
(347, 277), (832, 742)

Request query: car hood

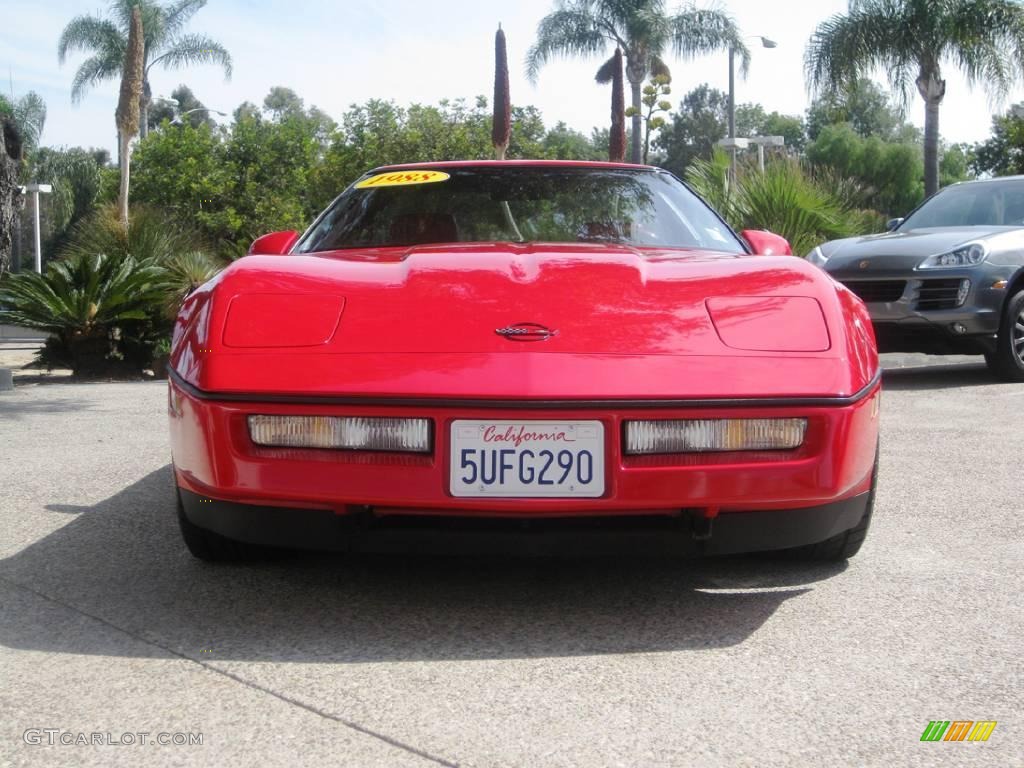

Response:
(820, 227), (1015, 274)
(172, 243), (877, 400)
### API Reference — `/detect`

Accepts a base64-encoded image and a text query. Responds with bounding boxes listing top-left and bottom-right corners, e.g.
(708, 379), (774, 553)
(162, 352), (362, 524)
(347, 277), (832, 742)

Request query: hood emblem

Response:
(495, 322), (557, 342)
(859, 260), (871, 269)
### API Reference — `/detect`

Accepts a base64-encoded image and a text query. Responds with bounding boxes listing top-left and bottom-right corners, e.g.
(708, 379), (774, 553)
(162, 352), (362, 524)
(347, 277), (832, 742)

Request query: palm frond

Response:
(527, 6), (609, 82)
(148, 34), (232, 77)
(162, 0), (208, 38)
(12, 92), (46, 150)
(69, 53), (124, 104)
(57, 14), (123, 63)
(669, 5), (748, 74)
(947, 0), (1024, 101)
(805, 2), (917, 103)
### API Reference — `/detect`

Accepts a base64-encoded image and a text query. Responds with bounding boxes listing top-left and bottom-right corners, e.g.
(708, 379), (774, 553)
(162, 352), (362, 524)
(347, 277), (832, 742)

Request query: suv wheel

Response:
(985, 289), (1024, 382)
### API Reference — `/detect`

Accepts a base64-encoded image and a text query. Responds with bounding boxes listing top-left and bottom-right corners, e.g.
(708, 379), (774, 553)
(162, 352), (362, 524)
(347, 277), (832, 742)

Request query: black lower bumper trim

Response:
(178, 490), (870, 557)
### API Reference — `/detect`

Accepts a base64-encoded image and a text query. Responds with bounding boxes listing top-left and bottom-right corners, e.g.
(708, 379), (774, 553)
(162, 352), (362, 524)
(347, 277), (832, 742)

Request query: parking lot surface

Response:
(1, 355), (1021, 767)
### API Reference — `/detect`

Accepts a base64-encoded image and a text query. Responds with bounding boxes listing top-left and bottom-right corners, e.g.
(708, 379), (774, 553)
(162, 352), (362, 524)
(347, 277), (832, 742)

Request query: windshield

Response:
(295, 166), (744, 253)
(901, 179), (1024, 229)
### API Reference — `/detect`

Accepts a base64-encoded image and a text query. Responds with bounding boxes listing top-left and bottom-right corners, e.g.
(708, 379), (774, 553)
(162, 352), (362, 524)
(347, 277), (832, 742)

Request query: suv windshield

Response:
(295, 166), (744, 253)
(901, 179), (1024, 229)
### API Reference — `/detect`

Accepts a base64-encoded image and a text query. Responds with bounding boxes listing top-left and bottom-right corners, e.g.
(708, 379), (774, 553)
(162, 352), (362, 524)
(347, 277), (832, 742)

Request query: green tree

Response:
(805, 78), (907, 142)
(806, 0), (1024, 197)
(58, 0), (232, 139)
(655, 84), (728, 175)
(806, 123), (923, 215)
(528, 0), (747, 164)
(147, 83), (213, 129)
(972, 105), (1024, 176)
(263, 86), (305, 120)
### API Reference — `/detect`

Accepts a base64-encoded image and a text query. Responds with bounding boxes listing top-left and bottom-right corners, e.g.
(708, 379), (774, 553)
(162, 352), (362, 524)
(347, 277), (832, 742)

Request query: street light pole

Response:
(25, 183), (52, 273)
(726, 35), (777, 180)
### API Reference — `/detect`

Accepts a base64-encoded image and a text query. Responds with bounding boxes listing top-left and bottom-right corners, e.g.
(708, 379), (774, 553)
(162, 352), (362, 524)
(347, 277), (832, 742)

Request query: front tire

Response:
(176, 489), (264, 562)
(985, 289), (1024, 382)
(779, 448), (879, 562)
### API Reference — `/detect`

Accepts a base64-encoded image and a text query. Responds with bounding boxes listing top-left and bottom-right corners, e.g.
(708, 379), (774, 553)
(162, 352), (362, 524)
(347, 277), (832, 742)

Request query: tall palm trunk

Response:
(626, 55), (646, 164)
(916, 66), (946, 198)
(115, 7), (144, 227)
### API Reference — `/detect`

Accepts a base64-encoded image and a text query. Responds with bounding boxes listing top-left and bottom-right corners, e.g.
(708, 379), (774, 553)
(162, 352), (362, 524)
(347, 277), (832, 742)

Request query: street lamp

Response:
(170, 107), (228, 127)
(726, 35), (778, 177)
(749, 135), (786, 172)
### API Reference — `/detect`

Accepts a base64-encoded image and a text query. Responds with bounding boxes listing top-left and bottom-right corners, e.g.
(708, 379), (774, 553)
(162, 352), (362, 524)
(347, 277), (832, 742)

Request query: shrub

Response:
(687, 152), (884, 256)
(0, 252), (169, 376)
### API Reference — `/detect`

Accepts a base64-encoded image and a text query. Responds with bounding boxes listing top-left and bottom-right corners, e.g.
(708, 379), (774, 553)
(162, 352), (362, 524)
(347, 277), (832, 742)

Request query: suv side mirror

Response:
(885, 218), (904, 232)
(741, 229), (792, 256)
(248, 230), (299, 255)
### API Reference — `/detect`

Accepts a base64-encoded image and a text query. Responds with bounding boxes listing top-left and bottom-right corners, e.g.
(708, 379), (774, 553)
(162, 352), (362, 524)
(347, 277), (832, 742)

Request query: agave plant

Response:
(61, 203), (206, 264)
(162, 249), (220, 316)
(0, 252), (169, 375)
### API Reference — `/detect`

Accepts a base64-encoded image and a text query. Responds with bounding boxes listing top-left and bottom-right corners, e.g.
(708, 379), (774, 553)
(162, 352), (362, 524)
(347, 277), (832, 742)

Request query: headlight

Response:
(248, 415), (432, 453)
(806, 246), (829, 267)
(624, 418), (807, 455)
(918, 242), (987, 269)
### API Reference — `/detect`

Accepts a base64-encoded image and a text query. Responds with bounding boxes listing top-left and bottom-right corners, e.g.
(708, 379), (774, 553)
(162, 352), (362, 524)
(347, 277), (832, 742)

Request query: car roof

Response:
(370, 159), (660, 173)
(948, 175), (1024, 188)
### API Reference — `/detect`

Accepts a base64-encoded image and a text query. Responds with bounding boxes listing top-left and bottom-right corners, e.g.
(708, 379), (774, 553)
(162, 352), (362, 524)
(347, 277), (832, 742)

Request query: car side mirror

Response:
(248, 230), (299, 256)
(885, 218), (904, 232)
(741, 229), (792, 256)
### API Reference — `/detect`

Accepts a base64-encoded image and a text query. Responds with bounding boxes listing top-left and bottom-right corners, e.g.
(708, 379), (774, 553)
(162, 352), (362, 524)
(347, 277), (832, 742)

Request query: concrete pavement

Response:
(0, 356), (1021, 767)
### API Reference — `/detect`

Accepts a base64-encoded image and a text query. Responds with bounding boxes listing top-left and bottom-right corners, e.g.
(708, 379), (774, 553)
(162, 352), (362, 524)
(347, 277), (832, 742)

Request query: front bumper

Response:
(178, 487), (872, 556)
(833, 266), (1013, 354)
(168, 369), (880, 553)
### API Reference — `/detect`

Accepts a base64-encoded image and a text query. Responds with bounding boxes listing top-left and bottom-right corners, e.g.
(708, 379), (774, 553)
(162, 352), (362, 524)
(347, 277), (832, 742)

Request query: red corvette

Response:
(168, 161), (880, 561)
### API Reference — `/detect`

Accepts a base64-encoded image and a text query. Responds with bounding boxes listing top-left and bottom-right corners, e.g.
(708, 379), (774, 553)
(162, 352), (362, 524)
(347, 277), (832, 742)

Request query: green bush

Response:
(0, 252), (170, 376)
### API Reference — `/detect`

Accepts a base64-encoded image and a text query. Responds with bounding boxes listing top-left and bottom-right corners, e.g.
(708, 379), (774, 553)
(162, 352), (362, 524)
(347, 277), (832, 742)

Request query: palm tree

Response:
(806, 0), (1024, 198)
(528, 0), (748, 164)
(116, 5), (145, 226)
(0, 92), (47, 153)
(58, 0), (232, 139)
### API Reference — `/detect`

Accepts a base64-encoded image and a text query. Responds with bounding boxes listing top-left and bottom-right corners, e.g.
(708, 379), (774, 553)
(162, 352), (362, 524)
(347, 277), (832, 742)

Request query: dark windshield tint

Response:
(901, 179), (1024, 229)
(295, 167), (744, 253)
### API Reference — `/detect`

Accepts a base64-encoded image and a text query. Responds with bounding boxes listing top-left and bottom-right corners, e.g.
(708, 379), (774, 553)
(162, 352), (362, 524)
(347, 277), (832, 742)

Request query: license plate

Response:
(449, 421), (605, 498)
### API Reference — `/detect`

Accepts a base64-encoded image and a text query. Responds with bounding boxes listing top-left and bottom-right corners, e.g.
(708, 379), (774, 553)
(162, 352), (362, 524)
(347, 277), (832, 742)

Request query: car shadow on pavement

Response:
(0, 467), (846, 664)
(0, 395), (95, 420)
(881, 362), (1006, 391)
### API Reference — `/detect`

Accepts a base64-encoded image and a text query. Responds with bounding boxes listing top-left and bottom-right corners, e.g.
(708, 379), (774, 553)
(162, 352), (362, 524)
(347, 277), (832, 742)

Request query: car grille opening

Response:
(841, 280), (907, 303)
(915, 279), (968, 310)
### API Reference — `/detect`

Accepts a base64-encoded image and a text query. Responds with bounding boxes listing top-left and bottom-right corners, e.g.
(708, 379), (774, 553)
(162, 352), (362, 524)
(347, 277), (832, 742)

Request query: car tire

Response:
(985, 289), (1024, 382)
(176, 489), (265, 562)
(778, 448), (879, 562)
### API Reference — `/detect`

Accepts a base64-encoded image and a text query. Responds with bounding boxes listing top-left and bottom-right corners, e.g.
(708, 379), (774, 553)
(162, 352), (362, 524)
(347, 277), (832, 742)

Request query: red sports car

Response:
(168, 161), (880, 561)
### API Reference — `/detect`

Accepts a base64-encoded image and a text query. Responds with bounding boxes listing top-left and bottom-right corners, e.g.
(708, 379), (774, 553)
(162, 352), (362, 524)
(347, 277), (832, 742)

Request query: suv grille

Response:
(916, 279), (968, 310)
(841, 280), (907, 303)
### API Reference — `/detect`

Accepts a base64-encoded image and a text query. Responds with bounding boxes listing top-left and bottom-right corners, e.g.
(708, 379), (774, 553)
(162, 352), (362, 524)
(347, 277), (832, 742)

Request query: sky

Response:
(3, 0), (1023, 155)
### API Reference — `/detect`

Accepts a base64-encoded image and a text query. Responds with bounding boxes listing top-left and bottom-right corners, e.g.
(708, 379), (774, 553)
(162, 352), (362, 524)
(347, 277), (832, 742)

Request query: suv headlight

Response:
(806, 246), (829, 267)
(918, 242), (988, 269)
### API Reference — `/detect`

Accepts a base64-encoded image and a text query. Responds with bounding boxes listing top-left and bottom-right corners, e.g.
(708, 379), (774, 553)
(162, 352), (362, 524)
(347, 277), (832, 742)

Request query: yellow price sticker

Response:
(355, 170), (451, 189)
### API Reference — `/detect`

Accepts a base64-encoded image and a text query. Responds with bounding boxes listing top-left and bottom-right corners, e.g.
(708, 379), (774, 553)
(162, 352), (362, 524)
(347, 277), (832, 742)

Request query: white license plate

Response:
(449, 421), (605, 498)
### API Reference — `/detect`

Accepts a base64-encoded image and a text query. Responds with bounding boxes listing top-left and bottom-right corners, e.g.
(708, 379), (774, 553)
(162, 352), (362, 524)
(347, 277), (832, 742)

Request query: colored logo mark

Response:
(920, 721), (997, 742)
